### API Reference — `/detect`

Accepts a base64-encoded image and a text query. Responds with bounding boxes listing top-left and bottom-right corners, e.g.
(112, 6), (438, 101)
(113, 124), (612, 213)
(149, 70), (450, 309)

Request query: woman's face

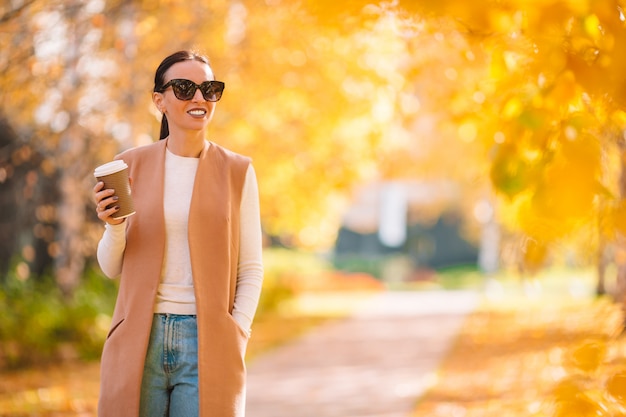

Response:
(154, 59), (217, 135)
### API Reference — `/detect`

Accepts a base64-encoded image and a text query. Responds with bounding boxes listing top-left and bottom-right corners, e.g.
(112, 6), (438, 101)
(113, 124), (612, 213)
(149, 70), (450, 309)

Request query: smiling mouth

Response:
(188, 109), (207, 116)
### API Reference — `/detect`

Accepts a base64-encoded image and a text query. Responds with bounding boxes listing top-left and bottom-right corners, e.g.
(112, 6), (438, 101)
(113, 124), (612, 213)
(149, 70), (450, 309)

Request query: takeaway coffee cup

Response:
(94, 160), (136, 220)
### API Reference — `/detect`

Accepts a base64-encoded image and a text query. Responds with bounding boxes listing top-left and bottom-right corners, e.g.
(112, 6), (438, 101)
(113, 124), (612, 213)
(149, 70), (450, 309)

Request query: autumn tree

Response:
(6, 0), (626, 298)
(2, 0), (395, 287)
(406, 1), (626, 301)
(0, 0), (156, 292)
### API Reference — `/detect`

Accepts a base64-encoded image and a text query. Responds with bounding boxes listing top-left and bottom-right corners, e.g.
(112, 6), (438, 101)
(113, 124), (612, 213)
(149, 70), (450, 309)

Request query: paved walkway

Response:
(245, 290), (480, 417)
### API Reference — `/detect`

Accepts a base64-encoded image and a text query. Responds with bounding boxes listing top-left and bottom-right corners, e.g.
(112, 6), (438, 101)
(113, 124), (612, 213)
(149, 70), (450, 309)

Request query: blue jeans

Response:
(139, 314), (199, 417)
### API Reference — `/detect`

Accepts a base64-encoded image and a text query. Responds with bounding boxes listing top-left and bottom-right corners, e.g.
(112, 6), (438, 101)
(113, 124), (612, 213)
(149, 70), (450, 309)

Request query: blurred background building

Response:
(333, 180), (482, 282)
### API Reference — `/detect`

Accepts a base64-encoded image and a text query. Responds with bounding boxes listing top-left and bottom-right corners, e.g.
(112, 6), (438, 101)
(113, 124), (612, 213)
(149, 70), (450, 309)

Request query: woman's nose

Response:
(192, 86), (205, 102)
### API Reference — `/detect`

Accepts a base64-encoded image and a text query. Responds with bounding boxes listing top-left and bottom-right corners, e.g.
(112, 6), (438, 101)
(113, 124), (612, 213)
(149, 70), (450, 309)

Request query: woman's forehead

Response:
(165, 60), (214, 81)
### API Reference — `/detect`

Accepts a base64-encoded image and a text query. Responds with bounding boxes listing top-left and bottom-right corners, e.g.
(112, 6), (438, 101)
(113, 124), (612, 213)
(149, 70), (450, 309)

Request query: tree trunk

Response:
(53, 4), (86, 296)
(597, 209), (607, 296)
(55, 139), (87, 296)
(597, 245), (606, 296)
(615, 141), (626, 330)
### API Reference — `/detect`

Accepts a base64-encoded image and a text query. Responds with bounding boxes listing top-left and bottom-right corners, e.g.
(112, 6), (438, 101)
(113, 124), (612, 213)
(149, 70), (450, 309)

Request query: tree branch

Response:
(0, 0), (38, 25)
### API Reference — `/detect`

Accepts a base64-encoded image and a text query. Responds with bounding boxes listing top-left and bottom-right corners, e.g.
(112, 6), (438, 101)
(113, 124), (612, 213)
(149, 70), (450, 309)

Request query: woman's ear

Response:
(153, 92), (165, 113)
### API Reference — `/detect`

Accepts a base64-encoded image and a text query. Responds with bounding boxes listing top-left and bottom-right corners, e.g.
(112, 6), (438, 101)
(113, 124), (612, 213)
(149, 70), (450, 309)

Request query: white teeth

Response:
(188, 109), (206, 116)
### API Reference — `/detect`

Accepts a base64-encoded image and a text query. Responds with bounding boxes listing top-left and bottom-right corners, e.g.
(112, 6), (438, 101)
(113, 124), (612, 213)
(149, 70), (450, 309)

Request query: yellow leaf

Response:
(568, 340), (607, 373)
(543, 71), (579, 109)
(584, 14), (602, 42)
(552, 377), (585, 401)
(502, 97), (524, 119)
(610, 109), (626, 128)
(553, 393), (609, 417)
(606, 372), (626, 404)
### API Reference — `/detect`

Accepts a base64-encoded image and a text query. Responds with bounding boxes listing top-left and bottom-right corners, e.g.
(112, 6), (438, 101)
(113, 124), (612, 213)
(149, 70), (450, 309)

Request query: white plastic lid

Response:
(94, 160), (128, 177)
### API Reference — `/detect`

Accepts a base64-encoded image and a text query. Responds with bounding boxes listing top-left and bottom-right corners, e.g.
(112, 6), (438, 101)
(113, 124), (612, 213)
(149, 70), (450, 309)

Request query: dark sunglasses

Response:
(157, 79), (225, 102)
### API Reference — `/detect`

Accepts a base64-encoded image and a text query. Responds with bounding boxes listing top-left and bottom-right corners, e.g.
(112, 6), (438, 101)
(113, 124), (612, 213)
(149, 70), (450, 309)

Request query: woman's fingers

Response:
(93, 182), (124, 225)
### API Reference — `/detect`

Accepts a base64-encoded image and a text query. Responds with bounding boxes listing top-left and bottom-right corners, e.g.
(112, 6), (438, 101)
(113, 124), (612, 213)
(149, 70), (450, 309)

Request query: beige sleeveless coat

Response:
(97, 139), (251, 417)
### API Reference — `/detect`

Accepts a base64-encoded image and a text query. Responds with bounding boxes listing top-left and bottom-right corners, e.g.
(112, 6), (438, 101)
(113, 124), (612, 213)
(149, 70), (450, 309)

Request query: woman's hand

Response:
(93, 181), (125, 225)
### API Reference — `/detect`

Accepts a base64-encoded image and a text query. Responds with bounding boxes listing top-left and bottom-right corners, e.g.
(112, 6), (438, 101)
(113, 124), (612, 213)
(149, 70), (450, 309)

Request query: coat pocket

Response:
(106, 317), (125, 340)
(226, 312), (250, 340)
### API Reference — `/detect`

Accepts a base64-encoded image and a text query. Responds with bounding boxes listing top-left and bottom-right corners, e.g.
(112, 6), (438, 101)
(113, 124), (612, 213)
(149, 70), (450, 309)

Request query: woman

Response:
(93, 50), (263, 417)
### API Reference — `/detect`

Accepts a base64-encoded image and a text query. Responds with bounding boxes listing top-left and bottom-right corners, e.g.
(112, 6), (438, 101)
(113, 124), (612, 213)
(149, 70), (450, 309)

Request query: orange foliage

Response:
(413, 295), (626, 417)
(290, 271), (385, 293)
(606, 371), (626, 404)
(3, 1), (626, 263)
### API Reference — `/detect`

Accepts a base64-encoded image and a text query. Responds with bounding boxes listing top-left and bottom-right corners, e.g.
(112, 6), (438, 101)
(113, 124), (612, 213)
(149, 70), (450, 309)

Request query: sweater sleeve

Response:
(231, 164), (264, 335)
(96, 222), (127, 278)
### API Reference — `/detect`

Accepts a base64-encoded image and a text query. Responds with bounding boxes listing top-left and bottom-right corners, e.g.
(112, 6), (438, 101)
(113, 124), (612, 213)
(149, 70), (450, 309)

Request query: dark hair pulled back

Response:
(154, 50), (213, 140)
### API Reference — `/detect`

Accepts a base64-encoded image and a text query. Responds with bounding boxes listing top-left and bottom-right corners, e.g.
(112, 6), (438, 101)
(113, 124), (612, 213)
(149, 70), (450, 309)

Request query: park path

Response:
(245, 290), (480, 417)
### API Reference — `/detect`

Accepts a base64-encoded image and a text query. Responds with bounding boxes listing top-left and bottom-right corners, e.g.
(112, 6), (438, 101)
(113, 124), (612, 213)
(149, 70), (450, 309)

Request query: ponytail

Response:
(159, 114), (169, 140)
